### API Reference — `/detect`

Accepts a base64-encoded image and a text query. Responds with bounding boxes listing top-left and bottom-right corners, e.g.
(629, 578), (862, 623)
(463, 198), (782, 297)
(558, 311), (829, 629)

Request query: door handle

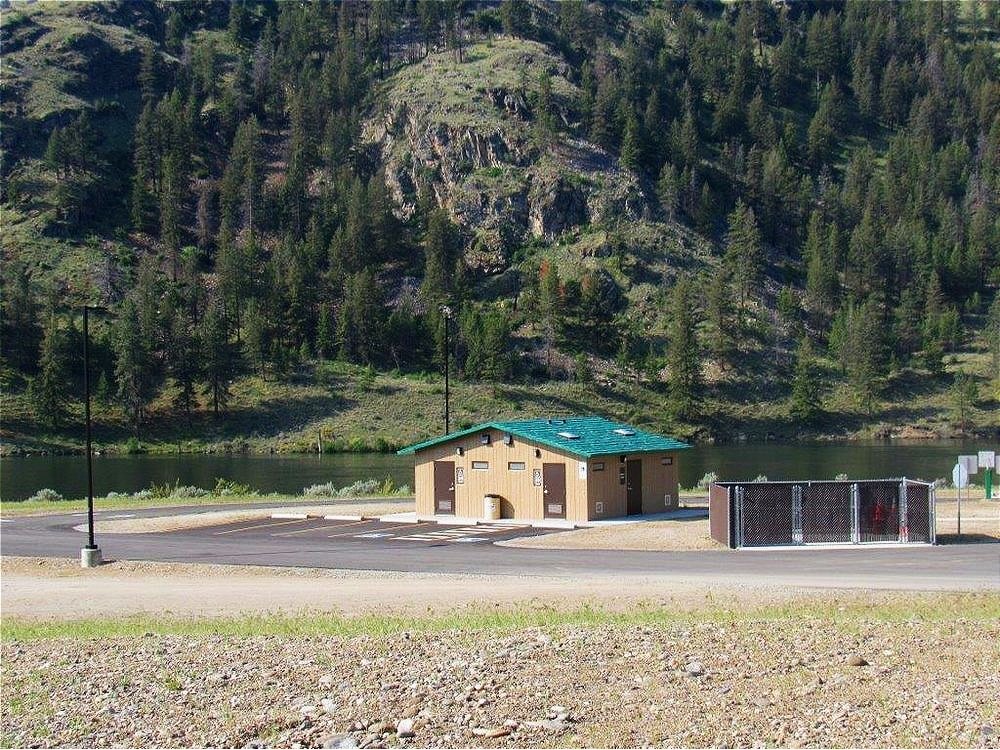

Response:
(543, 489), (549, 494)
(449, 485), (454, 491)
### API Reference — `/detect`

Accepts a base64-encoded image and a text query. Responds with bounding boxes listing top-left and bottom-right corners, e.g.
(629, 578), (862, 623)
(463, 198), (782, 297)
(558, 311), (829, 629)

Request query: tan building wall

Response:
(412, 427), (680, 522)
(583, 453), (679, 519)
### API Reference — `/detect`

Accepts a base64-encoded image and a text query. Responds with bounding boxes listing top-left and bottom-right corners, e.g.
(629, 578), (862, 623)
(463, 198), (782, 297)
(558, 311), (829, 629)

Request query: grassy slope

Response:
(1, 11), (996, 456)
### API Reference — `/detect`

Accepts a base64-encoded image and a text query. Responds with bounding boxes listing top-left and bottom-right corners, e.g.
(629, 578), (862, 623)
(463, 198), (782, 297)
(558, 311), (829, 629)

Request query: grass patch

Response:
(4, 593), (997, 643)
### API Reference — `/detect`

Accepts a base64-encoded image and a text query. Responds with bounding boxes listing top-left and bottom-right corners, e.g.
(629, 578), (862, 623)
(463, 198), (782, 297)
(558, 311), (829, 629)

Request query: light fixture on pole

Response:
(439, 304), (453, 434)
(81, 304), (106, 568)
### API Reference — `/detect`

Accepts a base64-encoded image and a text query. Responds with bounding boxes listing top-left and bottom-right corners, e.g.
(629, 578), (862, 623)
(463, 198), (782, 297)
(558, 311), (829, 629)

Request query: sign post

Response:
(952, 462), (969, 538)
(978, 451), (996, 500)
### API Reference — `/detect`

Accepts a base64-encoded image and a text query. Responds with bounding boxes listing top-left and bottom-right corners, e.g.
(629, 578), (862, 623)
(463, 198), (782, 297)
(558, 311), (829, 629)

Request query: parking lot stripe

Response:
(214, 518), (311, 535)
(271, 520), (369, 537)
(326, 521), (431, 539)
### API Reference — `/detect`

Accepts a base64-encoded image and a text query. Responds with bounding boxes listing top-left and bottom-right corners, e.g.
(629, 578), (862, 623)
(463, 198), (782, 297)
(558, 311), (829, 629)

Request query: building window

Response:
(472, 461), (489, 470)
(508, 461), (525, 471)
(662, 457), (673, 466)
(592, 462), (605, 471)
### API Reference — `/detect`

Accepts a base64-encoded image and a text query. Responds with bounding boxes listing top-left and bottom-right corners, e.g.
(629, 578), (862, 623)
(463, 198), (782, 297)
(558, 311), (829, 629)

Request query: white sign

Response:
(958, 455), (978, 474)
(978, 451), (996, 470)
(578, 461), (587, 479)
(952, 463), (969, 489)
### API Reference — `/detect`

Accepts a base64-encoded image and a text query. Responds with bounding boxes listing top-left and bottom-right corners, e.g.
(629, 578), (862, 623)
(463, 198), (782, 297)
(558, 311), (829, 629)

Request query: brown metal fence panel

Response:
(858, 481), (900, 543)
(708, 484), (731, 547)
(801, 482), (853, 543)
(904, 481), (932, 543)
(740, 483), (794, 546)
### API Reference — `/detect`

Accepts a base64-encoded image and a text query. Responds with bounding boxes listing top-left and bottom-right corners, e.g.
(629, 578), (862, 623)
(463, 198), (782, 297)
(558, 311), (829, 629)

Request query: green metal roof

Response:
(397, 416), (691, 458)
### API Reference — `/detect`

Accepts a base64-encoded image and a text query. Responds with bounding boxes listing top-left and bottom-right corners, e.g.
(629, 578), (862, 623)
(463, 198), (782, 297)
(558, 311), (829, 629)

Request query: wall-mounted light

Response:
(480, 433), (491, 445)
(620, 455), (627, 463)
(535, 448), (542, 459)
(503, 433), (513, 446)
(456, 446), (464, 456)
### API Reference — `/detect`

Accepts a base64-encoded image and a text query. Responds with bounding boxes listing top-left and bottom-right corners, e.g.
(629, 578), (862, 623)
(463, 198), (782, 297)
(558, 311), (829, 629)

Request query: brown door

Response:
(433, 460), (455, 514)
(626, 459), (643, 515)
(542, 463), (566, 519)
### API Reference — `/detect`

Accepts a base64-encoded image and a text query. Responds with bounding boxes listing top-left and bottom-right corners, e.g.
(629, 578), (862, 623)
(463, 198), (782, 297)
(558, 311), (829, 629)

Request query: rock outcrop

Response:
(362, 39), (648, 273)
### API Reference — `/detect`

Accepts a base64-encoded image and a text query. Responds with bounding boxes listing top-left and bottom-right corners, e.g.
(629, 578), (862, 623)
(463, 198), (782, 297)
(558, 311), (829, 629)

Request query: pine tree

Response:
(201, 296), (234, 416)
(619, 113), (641, 171)
(316, 304), (334, 360)
(705, 267), (735, 367)
(112, 298), (155, 432)
(789, 336), (821, 423)
(537, 260), (562, 378)
(666, 275), (701, 420)
(656, 163), (680, 221)
(723, 201), (764, 311)
(422, 209), (461, 304)
(30, 313), (70, 428)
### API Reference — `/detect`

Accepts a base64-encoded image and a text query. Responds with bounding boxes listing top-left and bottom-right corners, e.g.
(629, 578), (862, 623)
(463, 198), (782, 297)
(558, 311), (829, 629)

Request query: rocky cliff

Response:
(362, 38), (648, 273)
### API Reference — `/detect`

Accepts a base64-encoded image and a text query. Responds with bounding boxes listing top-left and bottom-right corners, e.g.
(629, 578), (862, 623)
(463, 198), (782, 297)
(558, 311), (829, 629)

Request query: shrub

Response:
(213, 478), (255, 496)
(302, 477), (410, 498)
(835, 473), (849, 481)
(122, 437), (146, 454)
(28, 488), (64, 502)
(753, 474), (769, 482)
(696, 472), (719, 490)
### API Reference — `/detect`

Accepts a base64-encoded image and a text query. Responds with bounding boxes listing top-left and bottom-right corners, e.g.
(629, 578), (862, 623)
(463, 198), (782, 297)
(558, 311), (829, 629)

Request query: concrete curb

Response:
(270, 513), (308, 519)
(323, 514), (364, 521)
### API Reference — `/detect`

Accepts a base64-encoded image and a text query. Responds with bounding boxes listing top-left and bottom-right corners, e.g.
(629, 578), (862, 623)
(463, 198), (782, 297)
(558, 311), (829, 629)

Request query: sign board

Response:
(958, 455), (978, 474)
(952, 463), (969, 489)
(978, 451), (996, 470)
(578, 461), (587, 479)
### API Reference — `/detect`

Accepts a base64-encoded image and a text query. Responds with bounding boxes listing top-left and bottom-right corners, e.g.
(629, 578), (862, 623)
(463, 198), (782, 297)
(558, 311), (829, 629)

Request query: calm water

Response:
(0, 440), (985, 501)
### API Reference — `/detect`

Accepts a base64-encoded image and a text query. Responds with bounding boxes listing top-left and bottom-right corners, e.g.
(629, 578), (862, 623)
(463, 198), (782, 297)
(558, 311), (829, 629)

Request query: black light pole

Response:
(440, 304), (452, 434)
(81, 305), (104, 567)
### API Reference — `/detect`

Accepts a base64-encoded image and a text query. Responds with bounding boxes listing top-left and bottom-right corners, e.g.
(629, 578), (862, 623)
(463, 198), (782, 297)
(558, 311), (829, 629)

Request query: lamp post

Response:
(440, 304), (453, 434)
(81, 305), (105, 568)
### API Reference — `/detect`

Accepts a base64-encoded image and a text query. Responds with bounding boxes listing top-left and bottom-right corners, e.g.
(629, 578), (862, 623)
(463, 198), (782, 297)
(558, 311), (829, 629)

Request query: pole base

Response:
(80, 546), (103, 568)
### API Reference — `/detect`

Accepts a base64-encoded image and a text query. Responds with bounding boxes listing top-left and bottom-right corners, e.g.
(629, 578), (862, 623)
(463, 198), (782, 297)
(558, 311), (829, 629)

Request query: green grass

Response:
(0, 491), (413, 518)
(4, 593), (997, 642)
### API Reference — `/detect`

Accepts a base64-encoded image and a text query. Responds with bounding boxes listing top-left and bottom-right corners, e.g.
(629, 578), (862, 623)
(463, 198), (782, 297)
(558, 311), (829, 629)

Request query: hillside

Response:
(1, 0), (998, 455)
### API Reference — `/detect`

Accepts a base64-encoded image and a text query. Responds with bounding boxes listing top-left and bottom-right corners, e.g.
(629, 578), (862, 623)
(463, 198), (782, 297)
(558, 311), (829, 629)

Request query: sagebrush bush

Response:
(27, 488), (64, 502)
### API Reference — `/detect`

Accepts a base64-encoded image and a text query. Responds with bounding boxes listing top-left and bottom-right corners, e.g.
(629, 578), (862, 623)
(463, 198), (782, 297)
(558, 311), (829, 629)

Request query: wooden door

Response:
(433, 460), (455, 514)
(542, 463), (566, 519)
(626, 459), (643, 515)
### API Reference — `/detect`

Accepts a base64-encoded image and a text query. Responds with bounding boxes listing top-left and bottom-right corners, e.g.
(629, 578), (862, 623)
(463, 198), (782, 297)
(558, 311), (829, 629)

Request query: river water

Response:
(0, 440), (987, 501)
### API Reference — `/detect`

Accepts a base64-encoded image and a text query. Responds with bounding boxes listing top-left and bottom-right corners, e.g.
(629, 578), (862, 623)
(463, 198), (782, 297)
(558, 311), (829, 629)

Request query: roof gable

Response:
(397, 416), (691, 458)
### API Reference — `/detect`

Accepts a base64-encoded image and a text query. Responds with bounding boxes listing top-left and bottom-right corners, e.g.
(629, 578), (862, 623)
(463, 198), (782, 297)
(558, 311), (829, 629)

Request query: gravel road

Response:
(3, 608), (998, 748)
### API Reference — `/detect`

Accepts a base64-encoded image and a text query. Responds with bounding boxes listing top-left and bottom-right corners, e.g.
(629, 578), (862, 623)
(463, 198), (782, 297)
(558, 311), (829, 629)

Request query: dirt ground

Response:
(2, 556), (847, 621)
(3, 595), (998, 749)
(502, 517), (720, 551)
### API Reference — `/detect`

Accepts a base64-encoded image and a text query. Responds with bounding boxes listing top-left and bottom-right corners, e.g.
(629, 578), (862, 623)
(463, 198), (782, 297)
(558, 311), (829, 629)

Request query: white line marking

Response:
(273, 521), (365, 537)
(454, 537), (489, 543)
(355, 532), (394, 539)
(106, 513), (136, 519)
(214, 518), (310, 535)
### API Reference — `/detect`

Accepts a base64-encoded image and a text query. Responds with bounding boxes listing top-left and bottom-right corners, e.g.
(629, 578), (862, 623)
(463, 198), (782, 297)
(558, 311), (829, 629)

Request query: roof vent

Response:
(613, 428), (635, 436)
(557, 431), (580, 439)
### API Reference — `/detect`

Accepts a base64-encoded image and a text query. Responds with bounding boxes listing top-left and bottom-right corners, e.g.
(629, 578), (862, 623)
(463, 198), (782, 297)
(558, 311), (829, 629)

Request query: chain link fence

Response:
(714, 479), (934, 548)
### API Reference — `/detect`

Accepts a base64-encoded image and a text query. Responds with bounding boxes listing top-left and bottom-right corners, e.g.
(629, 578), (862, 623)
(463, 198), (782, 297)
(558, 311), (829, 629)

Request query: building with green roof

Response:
(398, 416), (691, 522)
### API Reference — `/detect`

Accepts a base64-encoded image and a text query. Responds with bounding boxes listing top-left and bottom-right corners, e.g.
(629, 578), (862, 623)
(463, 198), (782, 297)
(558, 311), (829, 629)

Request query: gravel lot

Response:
(3, 601), (998, 748)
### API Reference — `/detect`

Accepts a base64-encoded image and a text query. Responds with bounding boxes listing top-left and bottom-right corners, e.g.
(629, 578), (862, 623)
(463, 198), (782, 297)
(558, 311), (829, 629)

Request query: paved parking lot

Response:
(184, 517), (555, 546)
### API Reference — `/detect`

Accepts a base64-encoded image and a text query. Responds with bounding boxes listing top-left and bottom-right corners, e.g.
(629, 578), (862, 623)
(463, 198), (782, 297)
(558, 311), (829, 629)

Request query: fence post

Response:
(899, 479), (908, 543)
(735, 485), (744, 548)
(850, 483), (860, 544)
(930, 483), (937, 545)
(792, 485), (803, 545)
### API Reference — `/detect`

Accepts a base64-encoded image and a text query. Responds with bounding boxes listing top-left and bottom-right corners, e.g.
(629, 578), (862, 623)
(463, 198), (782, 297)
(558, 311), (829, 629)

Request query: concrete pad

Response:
(380, 512), (419, 523)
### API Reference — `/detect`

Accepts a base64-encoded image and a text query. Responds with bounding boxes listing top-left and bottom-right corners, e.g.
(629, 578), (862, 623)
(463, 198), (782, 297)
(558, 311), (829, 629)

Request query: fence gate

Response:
(722, 478), (934, 548)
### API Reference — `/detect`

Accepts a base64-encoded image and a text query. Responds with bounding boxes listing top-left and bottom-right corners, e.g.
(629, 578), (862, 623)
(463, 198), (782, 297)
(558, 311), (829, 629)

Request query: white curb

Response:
(270, 513), (308, 519)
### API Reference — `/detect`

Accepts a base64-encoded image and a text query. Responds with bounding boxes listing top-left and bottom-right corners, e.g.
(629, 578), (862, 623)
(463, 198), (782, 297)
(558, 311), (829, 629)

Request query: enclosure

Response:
(709, 479), (935, 548)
